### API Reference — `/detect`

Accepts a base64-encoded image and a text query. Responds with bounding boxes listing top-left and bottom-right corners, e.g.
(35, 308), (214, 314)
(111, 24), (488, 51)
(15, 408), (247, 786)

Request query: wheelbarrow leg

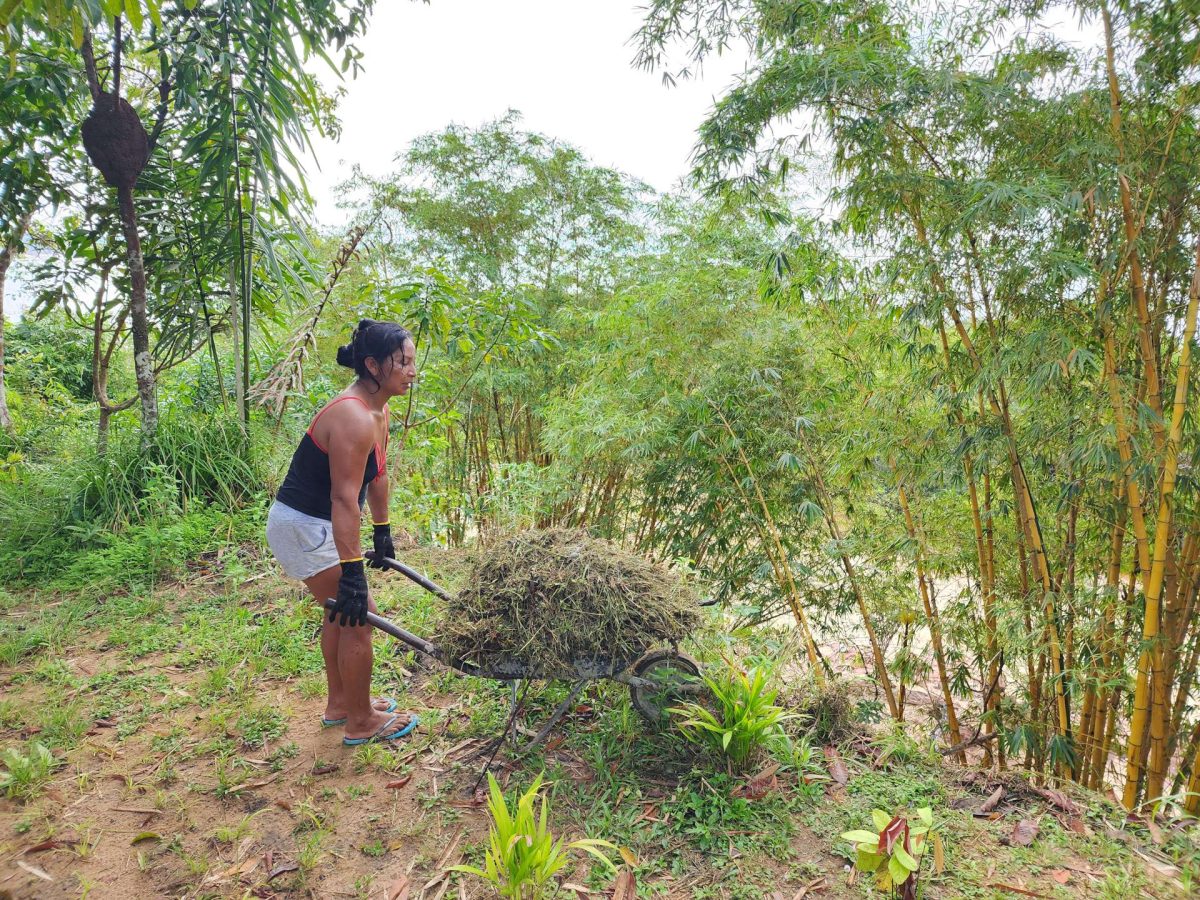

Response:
(509, 681), (521, 748)
(519, 680), (587, 753)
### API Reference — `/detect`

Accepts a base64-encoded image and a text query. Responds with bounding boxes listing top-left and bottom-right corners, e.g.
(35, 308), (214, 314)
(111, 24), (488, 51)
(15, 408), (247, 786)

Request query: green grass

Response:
(0, 537), (1194, 899)
(0, 740), (61, 801)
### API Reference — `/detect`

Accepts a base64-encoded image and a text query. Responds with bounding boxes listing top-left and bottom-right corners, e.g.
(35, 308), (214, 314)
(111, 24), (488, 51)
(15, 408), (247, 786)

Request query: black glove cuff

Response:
(372, 523), (392, 540)
(340, 558), (366, 580)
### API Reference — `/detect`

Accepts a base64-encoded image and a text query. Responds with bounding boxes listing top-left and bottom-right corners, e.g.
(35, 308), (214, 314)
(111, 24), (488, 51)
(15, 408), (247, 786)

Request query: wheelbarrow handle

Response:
(322, 599), (440, 657)
(365, 550), (456, 604)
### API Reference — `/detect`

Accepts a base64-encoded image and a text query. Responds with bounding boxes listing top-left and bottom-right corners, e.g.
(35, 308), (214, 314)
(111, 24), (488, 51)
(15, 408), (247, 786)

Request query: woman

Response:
(266, 319), (419, 746)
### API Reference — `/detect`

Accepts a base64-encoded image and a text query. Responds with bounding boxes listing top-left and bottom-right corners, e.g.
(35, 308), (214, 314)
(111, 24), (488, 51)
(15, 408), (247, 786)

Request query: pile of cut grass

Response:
(439, 529), (700, 678)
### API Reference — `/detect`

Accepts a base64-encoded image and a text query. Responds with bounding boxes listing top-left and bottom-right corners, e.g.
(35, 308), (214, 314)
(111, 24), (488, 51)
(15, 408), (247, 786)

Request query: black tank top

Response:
(275, 396), (387, 520)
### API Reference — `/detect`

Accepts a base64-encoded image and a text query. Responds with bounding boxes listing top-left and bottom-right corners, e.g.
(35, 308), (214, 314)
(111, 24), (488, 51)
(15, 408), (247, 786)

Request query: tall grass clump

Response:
(75, 412), (267, 527)
(0, 412), (274, 586)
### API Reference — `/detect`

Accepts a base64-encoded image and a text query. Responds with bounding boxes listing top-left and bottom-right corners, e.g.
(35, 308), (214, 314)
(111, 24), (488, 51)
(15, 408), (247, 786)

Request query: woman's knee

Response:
(340, 621), (374, 646)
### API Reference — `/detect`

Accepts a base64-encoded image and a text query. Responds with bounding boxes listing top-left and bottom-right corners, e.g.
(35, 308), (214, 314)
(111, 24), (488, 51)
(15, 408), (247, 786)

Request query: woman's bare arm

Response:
(327, 407), (376, 561)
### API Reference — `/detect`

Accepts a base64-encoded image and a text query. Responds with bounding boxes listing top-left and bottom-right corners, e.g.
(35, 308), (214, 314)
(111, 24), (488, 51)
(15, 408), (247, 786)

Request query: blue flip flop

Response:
(342, 713), (419, 747)
(322, 697), (398, 728)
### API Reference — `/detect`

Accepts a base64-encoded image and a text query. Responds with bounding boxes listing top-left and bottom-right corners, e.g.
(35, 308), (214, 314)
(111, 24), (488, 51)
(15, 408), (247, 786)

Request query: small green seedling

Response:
(670, 658), (794, 771)
(0, 741), (60, 801)
(842, 806), (944, 899)
(451, 771), (618, 900)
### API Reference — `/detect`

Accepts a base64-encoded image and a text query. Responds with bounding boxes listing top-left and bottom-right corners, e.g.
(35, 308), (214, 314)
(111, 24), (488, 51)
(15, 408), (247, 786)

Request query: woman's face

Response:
(374, 338), (417, 397)
(364, 336), (417, 396)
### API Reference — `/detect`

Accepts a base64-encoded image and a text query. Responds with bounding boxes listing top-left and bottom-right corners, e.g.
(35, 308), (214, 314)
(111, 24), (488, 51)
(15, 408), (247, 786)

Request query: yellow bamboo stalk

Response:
(1102, 4), (1165, 446)
(897, 479), (966, 760)
(1136, 240), (1200, 804)
(710, 411), (823, 676)
(1183, 723), (1200, 816)
(797, 427), (899, 718)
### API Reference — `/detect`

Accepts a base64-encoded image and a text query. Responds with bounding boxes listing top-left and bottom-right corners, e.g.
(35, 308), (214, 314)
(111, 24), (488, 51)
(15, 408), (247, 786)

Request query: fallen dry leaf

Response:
(1133, 848), (1181, 879)
(1066, 817), (1086, 834)
(24, 839), (78, 854)
(634, 803), (659, 823)
(988, 883), (1050, 898)
(267, 862), (299, 881)
(386, 874), (410, 900)
(733, 762), (781, 800)
(16, 859), (54, 882)
(1011, 819), (1039, 847)
(1035, 787), (1080, 816)
(386, 775), (413, 790)
(617, 846), (638, 867)
(979, 786), (1005, 813)
(1146, 818), (1165, 845)
(131, 832), (161, 845)
(311, 763), (339, 776)
(562, 882), (593, 898)
(611, 867), (636, 900)
(448, 789), (487, 809)
(823, 746), (849, 785)
(1050, 870), (1071, 885)
(932, 831), (945, 874)
(793, 874), (826, 898)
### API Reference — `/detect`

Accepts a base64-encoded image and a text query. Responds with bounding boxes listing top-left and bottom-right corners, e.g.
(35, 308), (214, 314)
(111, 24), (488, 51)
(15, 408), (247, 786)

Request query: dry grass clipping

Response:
(439, 529), (700, 678)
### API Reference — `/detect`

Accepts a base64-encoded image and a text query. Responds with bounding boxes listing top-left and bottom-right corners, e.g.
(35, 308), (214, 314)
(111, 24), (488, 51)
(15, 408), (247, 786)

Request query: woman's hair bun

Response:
(335, 343), (355, 368)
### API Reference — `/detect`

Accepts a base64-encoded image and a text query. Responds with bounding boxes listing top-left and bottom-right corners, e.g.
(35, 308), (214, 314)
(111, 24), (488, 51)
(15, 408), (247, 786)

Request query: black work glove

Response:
(330, 559), (369, 627)
(369, 523), (395, 570)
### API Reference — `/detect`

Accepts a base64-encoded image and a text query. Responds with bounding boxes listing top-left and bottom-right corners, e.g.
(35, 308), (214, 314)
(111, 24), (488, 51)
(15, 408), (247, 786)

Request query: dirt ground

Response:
(0, 555), (1193, 900)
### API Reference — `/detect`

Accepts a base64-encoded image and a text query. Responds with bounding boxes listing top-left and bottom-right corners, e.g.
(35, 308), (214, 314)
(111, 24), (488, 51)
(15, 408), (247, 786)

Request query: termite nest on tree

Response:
(81, 93), (149, 189)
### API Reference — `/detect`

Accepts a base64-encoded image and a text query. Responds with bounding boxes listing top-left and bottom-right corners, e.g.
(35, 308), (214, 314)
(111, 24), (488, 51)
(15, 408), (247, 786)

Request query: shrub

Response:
(842, 806), (944, 899)
(788, 675), (854, 745)
(670, 658), (794, 772)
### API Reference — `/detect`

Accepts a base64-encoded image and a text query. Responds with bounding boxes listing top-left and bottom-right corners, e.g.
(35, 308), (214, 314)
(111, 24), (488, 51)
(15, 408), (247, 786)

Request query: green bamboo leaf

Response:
(123, 0), (141, 31)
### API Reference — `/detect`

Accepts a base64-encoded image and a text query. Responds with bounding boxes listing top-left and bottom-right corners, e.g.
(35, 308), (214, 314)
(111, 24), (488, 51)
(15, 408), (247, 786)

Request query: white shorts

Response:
(266, 501), (340, 580)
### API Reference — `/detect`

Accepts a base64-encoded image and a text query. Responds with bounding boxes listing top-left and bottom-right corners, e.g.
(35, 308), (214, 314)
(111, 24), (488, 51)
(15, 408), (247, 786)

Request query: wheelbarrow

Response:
(324, 551), (707, 753)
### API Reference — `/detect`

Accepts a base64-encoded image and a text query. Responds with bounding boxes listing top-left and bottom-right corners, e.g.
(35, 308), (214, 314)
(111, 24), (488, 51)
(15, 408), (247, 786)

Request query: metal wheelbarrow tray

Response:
(329, 552), (706, 752)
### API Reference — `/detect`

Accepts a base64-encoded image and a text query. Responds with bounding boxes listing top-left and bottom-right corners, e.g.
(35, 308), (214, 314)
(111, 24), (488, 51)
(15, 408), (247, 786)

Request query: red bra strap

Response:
(306, 395), (369, 453)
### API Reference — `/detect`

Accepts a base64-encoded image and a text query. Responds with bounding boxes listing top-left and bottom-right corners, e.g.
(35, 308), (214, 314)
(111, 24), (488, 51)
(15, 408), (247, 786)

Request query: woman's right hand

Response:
(330, 559), (369, 626)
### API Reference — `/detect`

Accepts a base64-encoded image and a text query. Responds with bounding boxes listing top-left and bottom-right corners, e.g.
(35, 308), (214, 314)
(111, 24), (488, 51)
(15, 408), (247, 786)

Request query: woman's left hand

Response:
(370, 523), (395, 568)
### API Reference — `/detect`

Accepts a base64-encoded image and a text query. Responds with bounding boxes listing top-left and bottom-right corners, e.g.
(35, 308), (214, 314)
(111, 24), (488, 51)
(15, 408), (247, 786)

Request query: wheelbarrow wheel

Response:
(629, 649), (703, 727)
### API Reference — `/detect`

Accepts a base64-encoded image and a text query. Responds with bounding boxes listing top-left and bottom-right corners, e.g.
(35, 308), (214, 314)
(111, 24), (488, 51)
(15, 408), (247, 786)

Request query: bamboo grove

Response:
(3, 0), (1200, 820)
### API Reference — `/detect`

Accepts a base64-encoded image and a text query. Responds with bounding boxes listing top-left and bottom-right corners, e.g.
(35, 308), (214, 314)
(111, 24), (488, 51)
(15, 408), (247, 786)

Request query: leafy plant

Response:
(670, 658), (795, 772)
(842, 806), (944, 899)
(451, 771), (618, 900)
(0, 741), (60, 801)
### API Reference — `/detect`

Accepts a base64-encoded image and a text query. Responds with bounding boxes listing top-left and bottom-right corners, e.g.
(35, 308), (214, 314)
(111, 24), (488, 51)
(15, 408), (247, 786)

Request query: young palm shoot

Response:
(451, 771), (619, 900)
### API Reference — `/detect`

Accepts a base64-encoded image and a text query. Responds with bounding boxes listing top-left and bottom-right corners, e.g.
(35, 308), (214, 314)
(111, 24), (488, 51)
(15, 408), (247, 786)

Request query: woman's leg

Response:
(303, 565), (409, 737)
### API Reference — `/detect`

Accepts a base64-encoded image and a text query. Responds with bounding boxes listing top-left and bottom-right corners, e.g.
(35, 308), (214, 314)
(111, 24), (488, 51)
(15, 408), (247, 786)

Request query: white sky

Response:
(305, 0), (748, 226)
(8, 2), (742, 318)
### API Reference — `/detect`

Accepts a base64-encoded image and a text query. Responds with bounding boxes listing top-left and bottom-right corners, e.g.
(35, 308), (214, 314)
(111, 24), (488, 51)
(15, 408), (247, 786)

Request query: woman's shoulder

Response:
(314, 394), (375, 440)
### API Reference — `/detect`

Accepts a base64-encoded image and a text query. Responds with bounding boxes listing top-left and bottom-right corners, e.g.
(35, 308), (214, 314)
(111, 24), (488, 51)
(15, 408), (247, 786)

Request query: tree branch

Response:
(80, 28), (102, 102)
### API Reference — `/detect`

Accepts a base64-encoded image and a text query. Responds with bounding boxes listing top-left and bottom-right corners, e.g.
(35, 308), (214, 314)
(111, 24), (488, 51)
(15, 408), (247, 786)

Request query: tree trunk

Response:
(114, 185), (157, 436)
(230, 261), (245, 423)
